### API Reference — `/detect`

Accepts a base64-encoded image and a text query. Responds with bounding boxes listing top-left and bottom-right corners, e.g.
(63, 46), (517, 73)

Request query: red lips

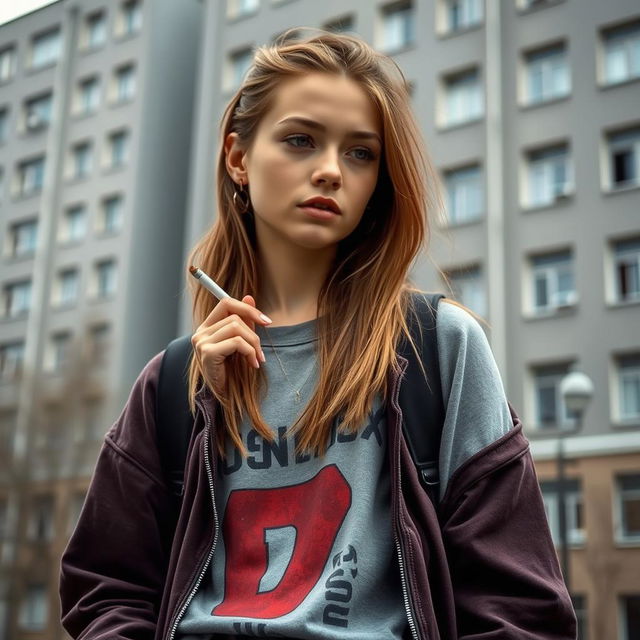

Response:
(298, 196), (341, 215)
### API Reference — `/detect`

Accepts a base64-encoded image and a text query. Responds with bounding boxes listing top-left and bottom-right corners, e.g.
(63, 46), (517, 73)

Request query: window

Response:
(119, 0), (142, 37)
(31, 28), (61, 69)
(226, 47), (253, 92)
(62, 204), (88, 243)
(0, 409), (16, 451)
(19, 584), (48, 631)
(47, 331), (72, 372)
(108, 130), (129, 168)
(28, 495), (54, 541)
(445, 265), (487, 318)
(602, 22), (640, 86)
(532, 363), (577, 429)
(571, 595), (588, 640)
(526, 144), (572, 208)
(613, 238), (640, 303)
(607, 128), (640, 189)
(100, 195), (123, 233)
(540, 479), (586, 546)
(621, 595), (640, 639)
(445, 0), (483, 33)
(54, 268), (80, 307)
(88, 323), (111, 366)
(524, 44), (570, 105)
(115, 64), (136, 102)
(24, 92), (53, 131)
(3, 280), (32, 318)
(444, 165), (483, 224)
(0, 46), (16, 83)
(618, 355), (640, 422)
(324, 15), (354, 33)
(443, 68), (483, 127)
(94, 259), (117, 298)
(71, 142), (92, 179)
(227, 0), (259, 19)
(0, 342), (24, 382)
(85, 11), (107, 49)
(17, 156), (45, 197)
(616, 475), (640, 542)
(380, 1), (415, 53)
(530, 250), (576, 313)
(78, 76), (100, 115)
(83, 398), (105, 439)
(9, 219), (38, 257)
(0, 107), (8, 143)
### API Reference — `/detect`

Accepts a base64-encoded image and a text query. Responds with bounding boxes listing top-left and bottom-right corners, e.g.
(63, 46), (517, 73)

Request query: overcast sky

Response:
(0, 0), (57, 26)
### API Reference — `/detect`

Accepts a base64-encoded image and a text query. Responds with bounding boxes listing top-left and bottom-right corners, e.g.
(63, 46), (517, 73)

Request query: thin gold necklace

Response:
(262, 327), (316, 404)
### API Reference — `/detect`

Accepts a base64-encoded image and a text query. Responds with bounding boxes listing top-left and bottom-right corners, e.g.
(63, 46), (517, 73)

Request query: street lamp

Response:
(557, 370), (594, 595)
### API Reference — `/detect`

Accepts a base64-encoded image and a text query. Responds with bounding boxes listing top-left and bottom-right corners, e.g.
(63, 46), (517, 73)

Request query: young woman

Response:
(60, 29), (576, 640)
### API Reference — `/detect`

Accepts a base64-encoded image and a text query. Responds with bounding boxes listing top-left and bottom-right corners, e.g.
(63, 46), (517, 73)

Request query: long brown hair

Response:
(185, 28), (463, 457)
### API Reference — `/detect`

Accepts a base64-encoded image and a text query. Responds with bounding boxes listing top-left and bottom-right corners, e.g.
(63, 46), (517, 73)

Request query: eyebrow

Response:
(276, 116), (382, 145)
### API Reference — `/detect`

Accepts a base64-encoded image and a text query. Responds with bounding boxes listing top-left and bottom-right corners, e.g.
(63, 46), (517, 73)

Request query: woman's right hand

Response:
(191, 295), (272, 397)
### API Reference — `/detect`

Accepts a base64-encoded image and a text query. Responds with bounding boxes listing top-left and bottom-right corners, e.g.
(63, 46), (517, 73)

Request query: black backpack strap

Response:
(156, 334), (193, 497)
(397, 293), (446, 497)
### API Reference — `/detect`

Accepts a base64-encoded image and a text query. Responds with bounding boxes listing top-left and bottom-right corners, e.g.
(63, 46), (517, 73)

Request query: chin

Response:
(294, 226), (354, 247)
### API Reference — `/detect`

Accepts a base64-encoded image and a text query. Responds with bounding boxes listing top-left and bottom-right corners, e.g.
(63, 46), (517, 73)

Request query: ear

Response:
(224, 132), (248, 185)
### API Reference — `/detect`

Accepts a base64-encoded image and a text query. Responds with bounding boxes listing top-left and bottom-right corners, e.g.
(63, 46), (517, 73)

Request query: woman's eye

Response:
(284, 135), (375, 162)
(285, 134), (312, 148)
(350, 148), (375, 162)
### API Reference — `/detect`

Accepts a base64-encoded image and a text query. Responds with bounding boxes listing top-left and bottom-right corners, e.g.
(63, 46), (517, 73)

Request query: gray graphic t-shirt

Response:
(177, 317), (407, 639)
(176, 300), (514, 638)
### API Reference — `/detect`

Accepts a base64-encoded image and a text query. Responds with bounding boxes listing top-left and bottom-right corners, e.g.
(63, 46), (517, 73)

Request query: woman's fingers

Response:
(191, 294), (270, 397)
(202, 295), (272, 329)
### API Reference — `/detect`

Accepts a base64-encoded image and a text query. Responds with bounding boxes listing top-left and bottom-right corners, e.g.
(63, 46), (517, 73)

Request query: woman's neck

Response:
(255, 239), (335, 325)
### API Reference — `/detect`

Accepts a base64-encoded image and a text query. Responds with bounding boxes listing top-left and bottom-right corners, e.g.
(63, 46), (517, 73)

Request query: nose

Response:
(311, 147), (342, 189)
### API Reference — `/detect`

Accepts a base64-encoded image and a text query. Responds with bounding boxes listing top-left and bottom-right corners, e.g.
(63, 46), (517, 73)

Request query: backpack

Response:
(156, 293), (446, 503)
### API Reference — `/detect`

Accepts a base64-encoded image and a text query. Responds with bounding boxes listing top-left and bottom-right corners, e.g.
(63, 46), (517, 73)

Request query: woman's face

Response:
(226, 72), (383, 253)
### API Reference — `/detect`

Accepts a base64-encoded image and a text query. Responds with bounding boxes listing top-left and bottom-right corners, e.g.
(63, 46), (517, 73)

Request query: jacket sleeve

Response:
(439, 425), (577, 639)
(59, 351), (176, 640)
(435, 302), (576, 638)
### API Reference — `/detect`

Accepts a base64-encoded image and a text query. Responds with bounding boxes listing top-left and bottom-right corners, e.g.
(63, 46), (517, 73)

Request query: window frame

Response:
(444, 164), (484, 225)
(615, 474), (640, 545)
(601, 21), (640, 86)
(530, 362), (577, 430)
(379, 0), (415, 54)
(30, 27), (62, 70)
(442, 67), (484, 128)
(529, 250), (577, 314)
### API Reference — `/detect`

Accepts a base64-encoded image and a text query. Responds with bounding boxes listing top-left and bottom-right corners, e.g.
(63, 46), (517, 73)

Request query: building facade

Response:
(0, 0), (202, 637)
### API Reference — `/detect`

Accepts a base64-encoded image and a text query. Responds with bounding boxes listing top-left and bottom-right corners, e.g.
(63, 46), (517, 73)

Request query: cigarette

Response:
(189, 265), (230, 301)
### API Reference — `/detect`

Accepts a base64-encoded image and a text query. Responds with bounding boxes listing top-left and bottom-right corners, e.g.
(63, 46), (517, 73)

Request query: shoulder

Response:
(434, 299), (495, 372)
(107, 349), (166, 452)
(436, 298), (487, 343)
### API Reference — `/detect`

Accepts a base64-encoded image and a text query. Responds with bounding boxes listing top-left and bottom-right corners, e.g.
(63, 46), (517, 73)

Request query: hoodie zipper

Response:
(167, 400), (219, 640)
(391, 359), (421, 640)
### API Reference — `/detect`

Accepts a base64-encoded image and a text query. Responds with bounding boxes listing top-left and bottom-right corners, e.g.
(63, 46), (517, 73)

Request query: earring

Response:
(233, 180), (251, 214)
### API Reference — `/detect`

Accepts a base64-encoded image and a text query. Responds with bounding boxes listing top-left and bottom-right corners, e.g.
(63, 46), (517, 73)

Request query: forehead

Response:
(260, 72), (382, 135)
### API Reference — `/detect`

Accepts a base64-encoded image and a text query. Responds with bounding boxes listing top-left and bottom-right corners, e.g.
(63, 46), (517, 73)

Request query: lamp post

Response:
(557, 370), (594, 595)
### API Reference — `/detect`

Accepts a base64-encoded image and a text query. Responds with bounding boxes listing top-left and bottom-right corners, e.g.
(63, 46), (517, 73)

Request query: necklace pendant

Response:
(295, 390), (301, 403)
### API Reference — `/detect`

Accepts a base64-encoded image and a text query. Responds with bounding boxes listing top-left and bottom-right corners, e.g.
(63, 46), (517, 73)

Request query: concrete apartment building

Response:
(183, 0), (640, 638)
(0, 0), (638, 638)
(0, 0), (202, 636)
